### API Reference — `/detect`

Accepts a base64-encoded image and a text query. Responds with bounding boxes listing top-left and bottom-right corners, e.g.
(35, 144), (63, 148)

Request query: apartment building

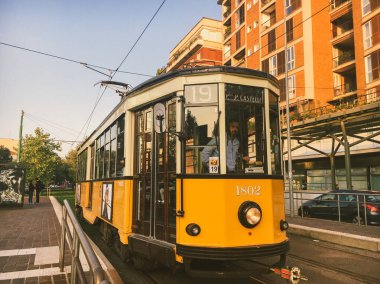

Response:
(217, 0), (380, 190)
(166, 18), (223, 72)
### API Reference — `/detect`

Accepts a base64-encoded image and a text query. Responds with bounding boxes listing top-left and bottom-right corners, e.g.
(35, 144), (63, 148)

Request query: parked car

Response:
(48, 184), (65, 190)
(298, 190), (380, 225)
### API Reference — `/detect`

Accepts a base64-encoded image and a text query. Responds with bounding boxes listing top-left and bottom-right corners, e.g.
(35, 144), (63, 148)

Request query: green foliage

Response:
(156, 66), (167, 75)
(0, 146), (12, 163)
(63, 148), (77, 183)
(20, 128), (61, 185)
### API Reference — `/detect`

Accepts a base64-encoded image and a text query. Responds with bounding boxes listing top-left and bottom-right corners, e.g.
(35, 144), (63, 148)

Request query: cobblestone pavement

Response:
(0, 197), (71, 284)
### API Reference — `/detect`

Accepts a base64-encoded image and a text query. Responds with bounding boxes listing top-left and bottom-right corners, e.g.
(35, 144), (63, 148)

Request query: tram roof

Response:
(79, 66), (278, 150)
(128, 66), (278, 96)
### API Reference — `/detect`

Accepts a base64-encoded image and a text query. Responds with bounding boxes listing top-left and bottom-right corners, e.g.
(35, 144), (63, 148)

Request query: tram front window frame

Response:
(182, 82), (280, 176)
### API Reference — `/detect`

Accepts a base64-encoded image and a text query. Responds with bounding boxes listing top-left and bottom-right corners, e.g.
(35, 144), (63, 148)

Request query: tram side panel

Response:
(77, 180), (134, 244)
(176, 178), (287, 247)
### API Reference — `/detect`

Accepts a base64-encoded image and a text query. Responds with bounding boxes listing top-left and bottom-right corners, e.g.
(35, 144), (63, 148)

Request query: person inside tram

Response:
(201, 118), (249, 173)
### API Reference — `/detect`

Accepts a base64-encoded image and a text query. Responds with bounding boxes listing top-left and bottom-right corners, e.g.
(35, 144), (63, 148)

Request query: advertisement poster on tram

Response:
(101, 183), (113, 222)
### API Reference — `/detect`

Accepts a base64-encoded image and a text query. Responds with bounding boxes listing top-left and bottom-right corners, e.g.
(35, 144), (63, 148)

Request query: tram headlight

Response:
(186, 223), (201, 236)
(238, 201), (262, 228)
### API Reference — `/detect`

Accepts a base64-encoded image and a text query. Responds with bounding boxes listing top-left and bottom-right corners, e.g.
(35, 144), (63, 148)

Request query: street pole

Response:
(17, 110), (24, 163)
(284, 2), (294, 216)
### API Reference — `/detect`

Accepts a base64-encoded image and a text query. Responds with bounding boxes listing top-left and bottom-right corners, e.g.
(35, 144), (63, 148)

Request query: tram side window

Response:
(77, 150), (88, 182)
(269, 91), (281, 175)
(225, 84), (267, 174)
(94, 115), (125, 179)
(184, 84), (219, 174)
(116, 116), (125, 176)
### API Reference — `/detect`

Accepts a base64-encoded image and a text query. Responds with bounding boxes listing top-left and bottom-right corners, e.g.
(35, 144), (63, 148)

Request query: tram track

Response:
(287, 253), (380, 284)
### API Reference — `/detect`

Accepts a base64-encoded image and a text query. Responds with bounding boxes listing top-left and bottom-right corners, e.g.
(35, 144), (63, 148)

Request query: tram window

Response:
(168, 103), (176, 172)
(110, 139), (116, 177)
(269, 91), (281, 175)
(104, 143), (110, 178)
(116, 116), (125, 177)
(225, 84), (266, 174)
(145, 111), (152, 131)
(185, 106), (219, 174)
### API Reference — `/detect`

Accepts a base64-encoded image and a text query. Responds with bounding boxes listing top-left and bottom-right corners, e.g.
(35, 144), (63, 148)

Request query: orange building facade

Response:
(218, 0), (380, 113)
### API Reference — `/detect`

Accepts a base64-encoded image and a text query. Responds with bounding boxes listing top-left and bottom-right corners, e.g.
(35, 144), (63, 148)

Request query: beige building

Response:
(0, 138), (18, 161)
(166, 17), (223, 71)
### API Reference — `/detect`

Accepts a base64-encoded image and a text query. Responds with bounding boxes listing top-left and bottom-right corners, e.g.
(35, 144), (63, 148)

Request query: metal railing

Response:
(285, 191), (380, 226)
(59, 200), (110, 284)
(280, 91), (380, 126)
(330, 0), (351, 11)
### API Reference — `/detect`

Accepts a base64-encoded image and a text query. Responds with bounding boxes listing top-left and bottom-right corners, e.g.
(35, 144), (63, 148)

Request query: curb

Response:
(288, 224), (380, 252)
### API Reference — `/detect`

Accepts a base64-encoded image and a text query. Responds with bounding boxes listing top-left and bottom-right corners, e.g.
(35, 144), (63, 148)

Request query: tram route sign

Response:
(154, 103), (166, 133)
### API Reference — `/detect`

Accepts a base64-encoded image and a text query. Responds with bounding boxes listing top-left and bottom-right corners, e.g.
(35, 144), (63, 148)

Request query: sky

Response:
(0, 0), (221, 157)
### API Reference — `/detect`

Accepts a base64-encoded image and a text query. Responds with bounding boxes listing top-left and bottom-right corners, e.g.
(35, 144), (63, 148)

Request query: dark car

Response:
(298, 190), (380, 225)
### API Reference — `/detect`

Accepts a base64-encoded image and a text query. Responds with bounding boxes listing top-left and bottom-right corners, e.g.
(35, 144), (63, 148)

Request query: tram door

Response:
(133, 100), (176, 244)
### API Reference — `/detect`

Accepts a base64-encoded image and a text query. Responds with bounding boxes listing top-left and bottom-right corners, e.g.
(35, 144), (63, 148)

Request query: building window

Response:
(247, 2), (252, 10)
(277, 51), (285, 75)
(254, 0), (258, 4)
(254, 21), (258, 28)
(268, 29), (276, 53)
(254, 44), (260, 52)
(365, 50), (380, 83)
(247, 25), (252, 33)
(286, 18), (294, 42)
(236, 30), (241, 50)
(236, 5), (245, 28)
(248, 48), (253, 56)
(287, 46), (295, 70)
(363, 14), (380, 49)
(269, 55), (277, 76)
(285, 0), (301, 15)
(288, 75), (296, 99)
(362, 0), (380, 16)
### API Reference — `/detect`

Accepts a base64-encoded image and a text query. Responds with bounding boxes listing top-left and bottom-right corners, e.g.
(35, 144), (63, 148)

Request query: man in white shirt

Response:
(202, 119), (249, 173)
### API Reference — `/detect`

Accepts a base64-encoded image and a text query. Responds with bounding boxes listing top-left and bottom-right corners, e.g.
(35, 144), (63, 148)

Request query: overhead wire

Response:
(0, 42), (154, 77)
(74, 0), (167, 144)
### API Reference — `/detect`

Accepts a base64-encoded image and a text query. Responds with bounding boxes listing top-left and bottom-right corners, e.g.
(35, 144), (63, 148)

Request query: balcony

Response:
(332, 50), (355, 73)
(333, 83), (357, 97)
(223, 6), (231, 20)
(330, 0), (351, 11)
(330, 0), (352, 22)
(331, 19), (354, 47)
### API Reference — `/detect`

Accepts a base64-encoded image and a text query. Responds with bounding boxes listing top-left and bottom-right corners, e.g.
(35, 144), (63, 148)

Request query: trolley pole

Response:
(17, 110), (24, 163)
(284, 3), (294, 216)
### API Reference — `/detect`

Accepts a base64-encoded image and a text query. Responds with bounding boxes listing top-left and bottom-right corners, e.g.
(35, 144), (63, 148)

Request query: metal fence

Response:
(285, 191), (380, 226)
(59, 200), (110, 284)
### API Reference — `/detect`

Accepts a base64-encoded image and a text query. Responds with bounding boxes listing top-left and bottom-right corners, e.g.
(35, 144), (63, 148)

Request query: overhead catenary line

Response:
(24, 115), (80, 145)
(0, 42), (154, 77)
(74, 0), (167, 144)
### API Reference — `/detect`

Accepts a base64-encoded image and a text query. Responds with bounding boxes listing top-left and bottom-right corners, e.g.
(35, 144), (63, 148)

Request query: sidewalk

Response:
(0, 197), (122, 284)
(287, 216), (380, 252)
(0, 197), (69, 284)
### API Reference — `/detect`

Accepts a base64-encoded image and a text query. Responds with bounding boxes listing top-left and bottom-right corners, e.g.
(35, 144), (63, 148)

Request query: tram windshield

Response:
(224, 84), (266, 174)
(184, 83), (281, 175)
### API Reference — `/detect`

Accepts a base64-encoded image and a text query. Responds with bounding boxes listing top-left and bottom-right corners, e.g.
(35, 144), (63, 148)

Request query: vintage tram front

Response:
(76, 66), (288, 277)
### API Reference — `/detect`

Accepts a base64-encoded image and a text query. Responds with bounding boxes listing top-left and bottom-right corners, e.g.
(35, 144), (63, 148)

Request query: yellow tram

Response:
(75, 66), (289, 277)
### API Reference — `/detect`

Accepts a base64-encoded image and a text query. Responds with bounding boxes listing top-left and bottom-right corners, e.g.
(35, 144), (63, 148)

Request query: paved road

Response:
(95, 233), (380, 284)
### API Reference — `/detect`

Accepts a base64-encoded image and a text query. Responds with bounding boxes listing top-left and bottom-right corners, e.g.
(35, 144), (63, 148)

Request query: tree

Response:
(63, 148), (77, 183)
(20, 128), (61, 185)
(0, 146), (12, 163)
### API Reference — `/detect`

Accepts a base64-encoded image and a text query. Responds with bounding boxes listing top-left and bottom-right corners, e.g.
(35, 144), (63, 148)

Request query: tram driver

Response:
(201, 119), (249, 173)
